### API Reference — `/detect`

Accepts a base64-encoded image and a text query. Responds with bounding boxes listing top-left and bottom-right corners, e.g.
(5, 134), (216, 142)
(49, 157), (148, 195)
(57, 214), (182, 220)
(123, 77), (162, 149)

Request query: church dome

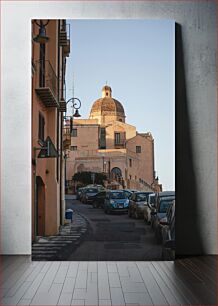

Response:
(89, 85), (126, 124)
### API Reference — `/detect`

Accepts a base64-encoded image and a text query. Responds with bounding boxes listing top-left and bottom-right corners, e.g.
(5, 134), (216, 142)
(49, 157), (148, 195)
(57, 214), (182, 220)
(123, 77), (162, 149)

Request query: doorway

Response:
(36, 176), (45, 236)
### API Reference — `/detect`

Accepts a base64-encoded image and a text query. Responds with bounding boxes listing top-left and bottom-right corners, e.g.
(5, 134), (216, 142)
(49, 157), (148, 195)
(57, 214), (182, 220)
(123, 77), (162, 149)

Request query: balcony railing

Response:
(60, 22), (70, 57)
(35, 60), (59, 107)
(59, 99), (67, 112)
(60, 23), (70, 45)
(63, 126), (71, 149)
(114, 139), (126, 148)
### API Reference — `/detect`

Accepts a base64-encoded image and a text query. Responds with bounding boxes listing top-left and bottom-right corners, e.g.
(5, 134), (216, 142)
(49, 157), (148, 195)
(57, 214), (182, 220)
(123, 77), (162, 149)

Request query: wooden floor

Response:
(0, 256), (217, 305)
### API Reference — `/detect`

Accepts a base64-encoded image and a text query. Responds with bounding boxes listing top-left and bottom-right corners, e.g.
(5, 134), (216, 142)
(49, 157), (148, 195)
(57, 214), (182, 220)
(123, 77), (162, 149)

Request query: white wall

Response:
(1, 1), (216, 255)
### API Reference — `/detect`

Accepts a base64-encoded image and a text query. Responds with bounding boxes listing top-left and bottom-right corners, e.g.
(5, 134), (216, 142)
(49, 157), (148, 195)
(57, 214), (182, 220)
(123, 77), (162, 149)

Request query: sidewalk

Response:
(32, 211), (88, 261)
(65, 194), (77, 200)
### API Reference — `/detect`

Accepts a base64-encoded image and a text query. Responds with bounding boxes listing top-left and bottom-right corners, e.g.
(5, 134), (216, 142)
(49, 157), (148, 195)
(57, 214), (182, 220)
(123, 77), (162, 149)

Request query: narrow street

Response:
(66, 199), (162, 261)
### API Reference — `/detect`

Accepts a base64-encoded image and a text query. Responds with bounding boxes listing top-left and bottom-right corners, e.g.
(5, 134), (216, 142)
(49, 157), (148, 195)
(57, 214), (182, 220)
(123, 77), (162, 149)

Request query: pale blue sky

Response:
(66, 20), (175, 191)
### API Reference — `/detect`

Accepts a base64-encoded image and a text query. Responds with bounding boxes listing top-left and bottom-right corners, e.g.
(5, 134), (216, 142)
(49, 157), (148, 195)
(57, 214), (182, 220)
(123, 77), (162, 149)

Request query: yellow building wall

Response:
(65, 120), (154, 192)
(126, 133), (154, 186)
(105, 121), (136, 149)
(32, 20), (66, 238)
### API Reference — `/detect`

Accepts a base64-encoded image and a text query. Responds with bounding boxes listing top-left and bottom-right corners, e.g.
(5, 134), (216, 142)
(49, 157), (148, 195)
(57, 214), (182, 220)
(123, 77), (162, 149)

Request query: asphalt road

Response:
(66, 199), (162, 261)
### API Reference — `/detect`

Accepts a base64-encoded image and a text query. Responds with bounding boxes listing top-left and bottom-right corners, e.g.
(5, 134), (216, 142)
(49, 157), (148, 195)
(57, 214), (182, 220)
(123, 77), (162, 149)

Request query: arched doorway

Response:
(36, 176), (45, 236)
(111, 167), (122, 181)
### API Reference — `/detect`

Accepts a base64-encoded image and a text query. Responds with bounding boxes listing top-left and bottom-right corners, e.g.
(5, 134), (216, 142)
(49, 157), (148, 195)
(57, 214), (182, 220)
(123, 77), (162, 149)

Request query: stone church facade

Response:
(66, 85), (161, 191)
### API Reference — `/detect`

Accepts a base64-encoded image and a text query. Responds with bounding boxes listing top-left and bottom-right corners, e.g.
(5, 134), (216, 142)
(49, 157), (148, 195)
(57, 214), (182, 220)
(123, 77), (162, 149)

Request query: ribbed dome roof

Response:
(89, 85), (126, 123)
(90, 97), (125, 115)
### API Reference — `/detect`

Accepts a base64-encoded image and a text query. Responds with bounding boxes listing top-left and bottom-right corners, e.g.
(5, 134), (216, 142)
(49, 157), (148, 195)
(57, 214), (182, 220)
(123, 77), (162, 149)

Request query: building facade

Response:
(32, 20), (70, 240)
(66, 85), (161, 192)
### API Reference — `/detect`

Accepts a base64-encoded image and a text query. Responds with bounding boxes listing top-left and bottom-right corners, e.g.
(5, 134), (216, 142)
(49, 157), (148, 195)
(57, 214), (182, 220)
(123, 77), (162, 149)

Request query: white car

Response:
(144, 193), (156, 224)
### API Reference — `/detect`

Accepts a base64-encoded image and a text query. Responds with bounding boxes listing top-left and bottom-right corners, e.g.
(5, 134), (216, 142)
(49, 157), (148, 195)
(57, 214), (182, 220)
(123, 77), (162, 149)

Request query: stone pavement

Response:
(32, 211), (88, 261)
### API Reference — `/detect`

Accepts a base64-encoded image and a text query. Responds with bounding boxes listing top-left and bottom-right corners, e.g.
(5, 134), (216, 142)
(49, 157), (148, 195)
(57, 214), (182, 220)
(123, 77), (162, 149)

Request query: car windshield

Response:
(110, 192), (126, 199)
(87, 188), (98, 193)
(159, 200), (173, 213)
(149, 196), (156, 205)
(136, 193), (148, 202)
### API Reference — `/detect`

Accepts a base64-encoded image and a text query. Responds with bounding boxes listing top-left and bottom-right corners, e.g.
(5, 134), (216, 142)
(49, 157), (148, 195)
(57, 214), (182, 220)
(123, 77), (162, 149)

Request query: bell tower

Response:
(102, 85), (112, 98)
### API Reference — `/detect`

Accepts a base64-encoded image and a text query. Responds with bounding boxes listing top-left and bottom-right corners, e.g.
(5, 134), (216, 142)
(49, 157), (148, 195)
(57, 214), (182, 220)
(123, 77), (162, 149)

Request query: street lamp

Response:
(64, 97), (82, 134)
(63, 97), (82, 191)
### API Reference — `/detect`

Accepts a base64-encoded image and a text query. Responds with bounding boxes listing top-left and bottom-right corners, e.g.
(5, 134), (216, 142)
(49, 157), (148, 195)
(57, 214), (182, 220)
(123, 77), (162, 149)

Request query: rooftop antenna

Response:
(72, 73), (75, 98)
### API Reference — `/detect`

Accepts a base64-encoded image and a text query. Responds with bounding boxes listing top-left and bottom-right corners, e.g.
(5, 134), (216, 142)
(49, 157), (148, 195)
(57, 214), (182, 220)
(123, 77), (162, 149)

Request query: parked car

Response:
(82, 187), (99, 204)
(104, 190), (129, 214)
(152, 196), (175, 242)
(143, 193), (156, 224)
(90, 191), (107, 208)
(76, 187), (84, 200)
(77, 187), (87, 201)
(161, 200), (175, 260)
(128, 192), (152, 219)
(150, 191), (175, 227)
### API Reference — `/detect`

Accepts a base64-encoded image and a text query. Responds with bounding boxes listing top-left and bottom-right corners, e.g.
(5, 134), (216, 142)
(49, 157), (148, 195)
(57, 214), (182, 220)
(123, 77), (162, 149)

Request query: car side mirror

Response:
(150, 211), (157, 216)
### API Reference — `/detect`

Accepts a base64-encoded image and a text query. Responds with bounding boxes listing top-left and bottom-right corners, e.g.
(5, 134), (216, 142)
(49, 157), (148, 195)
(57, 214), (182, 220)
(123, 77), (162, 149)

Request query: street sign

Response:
(38, 136), (58, 158)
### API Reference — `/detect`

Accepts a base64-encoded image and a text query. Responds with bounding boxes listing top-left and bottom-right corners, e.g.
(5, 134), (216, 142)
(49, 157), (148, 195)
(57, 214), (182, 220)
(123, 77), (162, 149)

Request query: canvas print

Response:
(31, 19), (175, 261)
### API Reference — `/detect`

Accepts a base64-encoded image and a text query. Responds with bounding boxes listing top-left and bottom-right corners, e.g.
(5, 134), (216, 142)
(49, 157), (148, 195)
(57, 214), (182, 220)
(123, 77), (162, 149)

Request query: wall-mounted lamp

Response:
(33, 20), (50, 44)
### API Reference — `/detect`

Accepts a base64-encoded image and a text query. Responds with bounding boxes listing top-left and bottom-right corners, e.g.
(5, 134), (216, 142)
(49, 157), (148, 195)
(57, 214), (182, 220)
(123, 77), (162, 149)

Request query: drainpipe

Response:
(33, 149), (38, 241)
(57, 20), (62, 226)
(60, 20), (66, 226)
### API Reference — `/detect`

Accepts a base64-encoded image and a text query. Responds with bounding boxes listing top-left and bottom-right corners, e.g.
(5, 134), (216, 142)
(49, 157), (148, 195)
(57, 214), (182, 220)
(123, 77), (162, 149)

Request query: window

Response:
(115, 132), (121, 145)
(38, 112), (45, 143)
(129, 158), (132, 167)
(71, 128), (77, 137)
(71, 146), (77, 151)
(114, 132), (126, 147)
(129, 175), (132, 180)
(136, 146), (141, 153)
(99, 128), (106, 149)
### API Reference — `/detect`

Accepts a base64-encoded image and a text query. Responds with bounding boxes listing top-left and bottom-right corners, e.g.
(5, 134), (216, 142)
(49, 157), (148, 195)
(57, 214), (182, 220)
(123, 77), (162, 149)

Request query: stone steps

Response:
(32, 211), (88, 261)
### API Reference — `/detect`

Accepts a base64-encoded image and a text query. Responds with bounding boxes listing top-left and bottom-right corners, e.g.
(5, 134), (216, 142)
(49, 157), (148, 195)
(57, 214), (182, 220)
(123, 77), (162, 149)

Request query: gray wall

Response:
(1, 1), (217, 255)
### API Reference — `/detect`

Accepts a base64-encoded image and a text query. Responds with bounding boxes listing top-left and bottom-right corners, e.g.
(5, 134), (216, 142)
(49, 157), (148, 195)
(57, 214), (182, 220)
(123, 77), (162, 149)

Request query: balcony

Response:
(63, 126), (71, 150)
(60, 22), (70, 57)
(63, 39), (70, 57)
(59, 99), (67, 112)
(35, 60), (59, 107)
